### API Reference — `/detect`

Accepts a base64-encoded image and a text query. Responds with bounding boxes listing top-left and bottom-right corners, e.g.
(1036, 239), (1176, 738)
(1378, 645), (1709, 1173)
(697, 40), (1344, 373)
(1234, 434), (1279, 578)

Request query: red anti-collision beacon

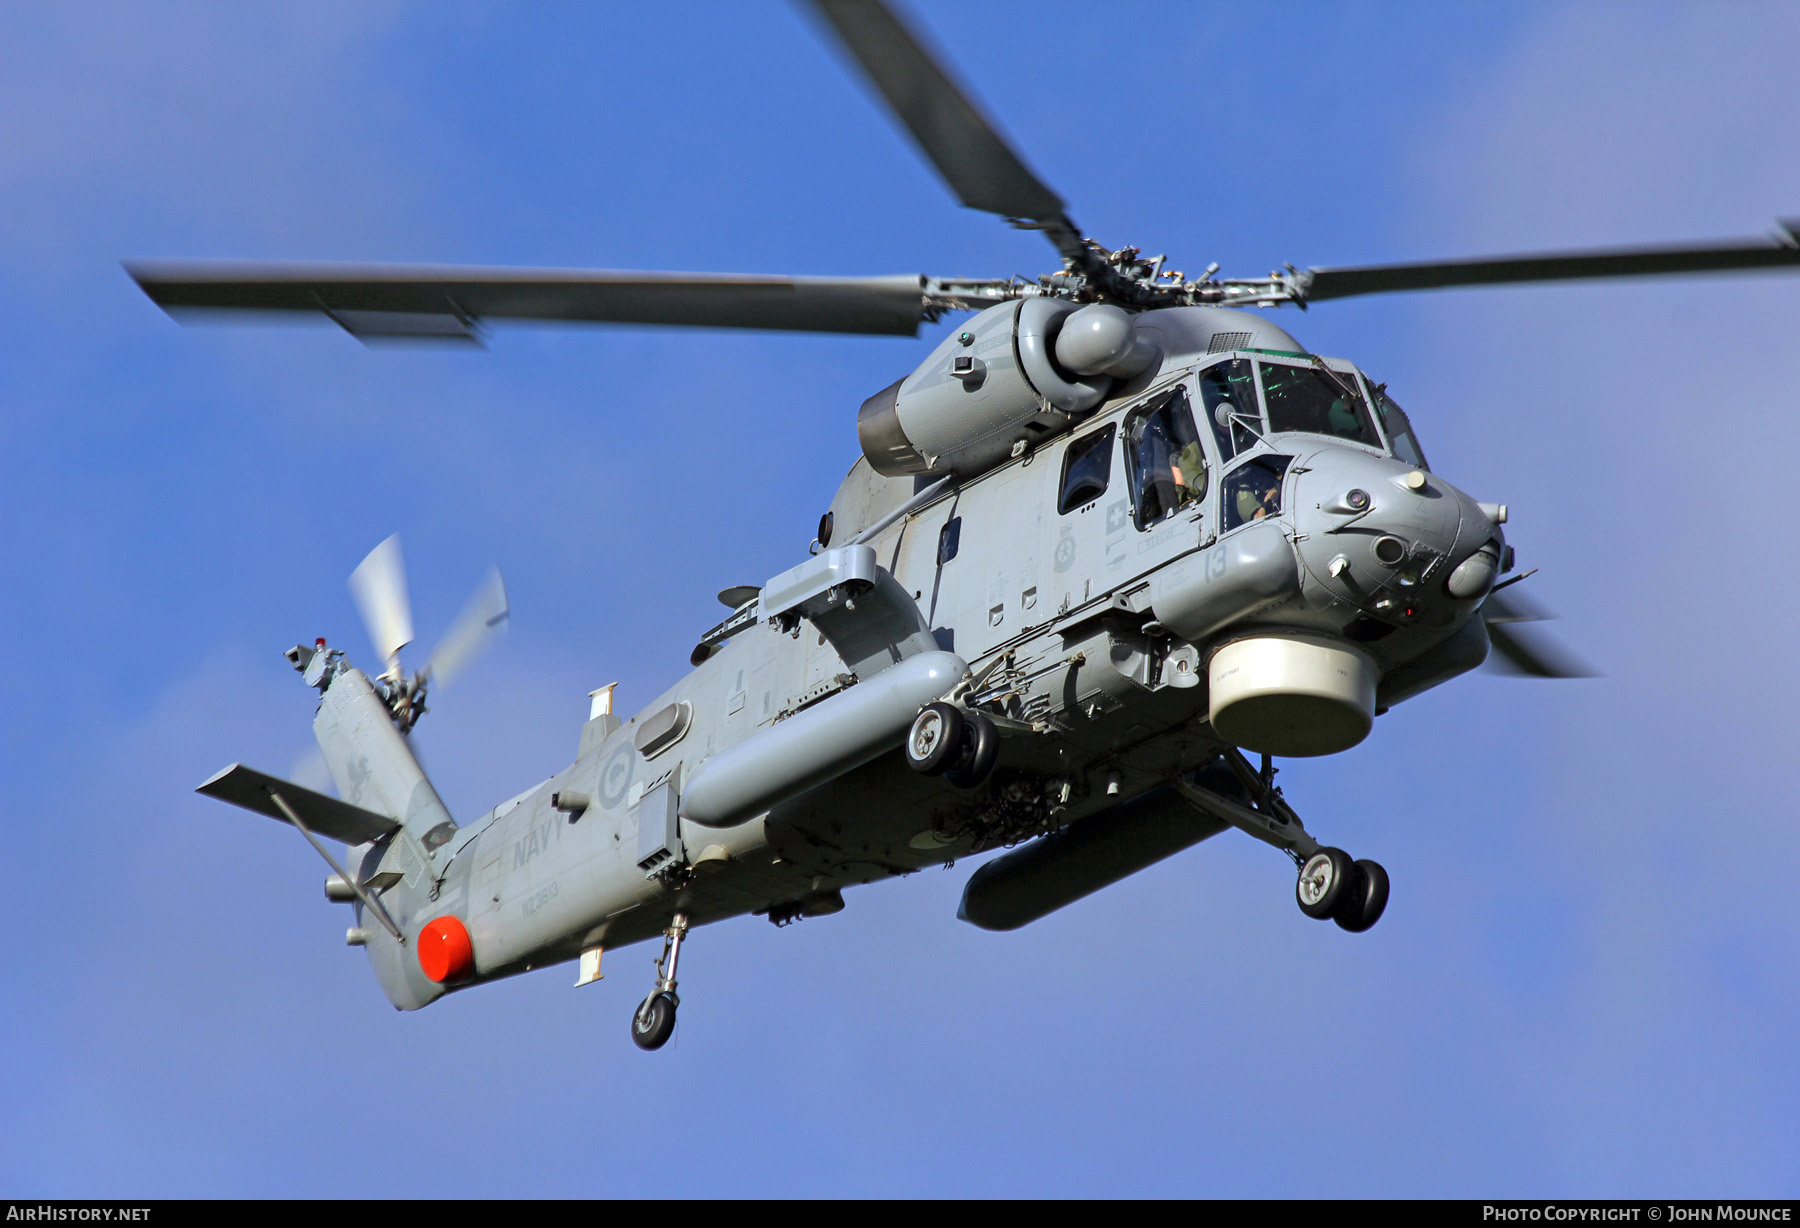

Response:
(417, 916), (474, 983)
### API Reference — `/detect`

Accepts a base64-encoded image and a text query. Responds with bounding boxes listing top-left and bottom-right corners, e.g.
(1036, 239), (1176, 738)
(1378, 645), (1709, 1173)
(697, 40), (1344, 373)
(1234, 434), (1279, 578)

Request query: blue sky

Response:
(3, 0), (1798, 1197)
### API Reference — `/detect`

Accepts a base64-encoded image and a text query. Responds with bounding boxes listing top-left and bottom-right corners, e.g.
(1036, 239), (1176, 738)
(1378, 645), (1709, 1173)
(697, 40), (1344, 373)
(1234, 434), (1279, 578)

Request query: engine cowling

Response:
(857, 299), (1161, 478)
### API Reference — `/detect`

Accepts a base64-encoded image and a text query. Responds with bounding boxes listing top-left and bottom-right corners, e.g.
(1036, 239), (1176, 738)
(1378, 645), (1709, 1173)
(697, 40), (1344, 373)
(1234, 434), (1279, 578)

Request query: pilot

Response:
(1170, 439), (1206, 508)
(1235, 486), (1261, 524)
(1232, 468), (1281, 523)
(1250, 475), (1280, 520)
(1326, 395), (1362, 438)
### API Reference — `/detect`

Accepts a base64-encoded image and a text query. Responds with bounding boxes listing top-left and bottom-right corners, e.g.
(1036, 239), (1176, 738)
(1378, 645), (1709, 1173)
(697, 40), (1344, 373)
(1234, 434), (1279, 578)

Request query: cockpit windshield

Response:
(1258, 360), (1380, 447)
(1197, 358), (1259, 461)
(1364, 378), (1430, 471)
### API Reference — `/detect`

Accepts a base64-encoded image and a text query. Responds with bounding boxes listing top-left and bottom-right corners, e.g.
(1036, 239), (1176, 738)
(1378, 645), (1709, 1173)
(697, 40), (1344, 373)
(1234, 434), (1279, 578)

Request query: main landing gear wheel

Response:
(631, 992), (678, 1050)
(944, 710), (999, 789)
(1333, 858), (1389, 933)
(1296, 847), (1356, 920)
(906, 703), (998, 788)
(905, 702), (966, 775)
(1181, 750), (1389, 934)
(632, 911), (688, 1052)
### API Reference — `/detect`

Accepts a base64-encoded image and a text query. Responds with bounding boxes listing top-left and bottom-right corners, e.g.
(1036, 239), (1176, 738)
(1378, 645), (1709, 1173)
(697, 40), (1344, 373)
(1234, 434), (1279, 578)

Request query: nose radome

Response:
(1290, 448), (1468, 603)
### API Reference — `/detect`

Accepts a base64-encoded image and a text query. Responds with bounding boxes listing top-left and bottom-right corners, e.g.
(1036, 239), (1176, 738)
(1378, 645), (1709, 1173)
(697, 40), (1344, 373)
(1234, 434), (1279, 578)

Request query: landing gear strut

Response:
(631, 911), (687, 1051)
(1175, 749), (1389, 933)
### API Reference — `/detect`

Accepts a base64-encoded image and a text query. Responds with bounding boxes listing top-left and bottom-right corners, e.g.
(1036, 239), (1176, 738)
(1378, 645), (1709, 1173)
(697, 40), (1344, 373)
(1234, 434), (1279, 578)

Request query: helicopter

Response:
(142, 1), (1800, 1051)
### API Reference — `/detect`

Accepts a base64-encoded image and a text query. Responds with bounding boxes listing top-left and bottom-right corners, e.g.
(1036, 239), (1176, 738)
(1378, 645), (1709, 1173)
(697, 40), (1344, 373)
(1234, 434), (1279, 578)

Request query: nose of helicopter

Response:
(1288, 446), (1503, 628)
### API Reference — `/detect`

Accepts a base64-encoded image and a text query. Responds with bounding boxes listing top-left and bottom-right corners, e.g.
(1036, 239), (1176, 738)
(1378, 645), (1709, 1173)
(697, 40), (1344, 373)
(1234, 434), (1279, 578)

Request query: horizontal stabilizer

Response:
(196, 763), (400, 845)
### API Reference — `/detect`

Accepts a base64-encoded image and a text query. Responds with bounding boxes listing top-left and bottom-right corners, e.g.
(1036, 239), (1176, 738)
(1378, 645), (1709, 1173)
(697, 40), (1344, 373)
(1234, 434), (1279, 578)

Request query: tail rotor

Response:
(347, 533), (415, 678)
(347, 534), (509, 731)
(424, 564), (509, 690)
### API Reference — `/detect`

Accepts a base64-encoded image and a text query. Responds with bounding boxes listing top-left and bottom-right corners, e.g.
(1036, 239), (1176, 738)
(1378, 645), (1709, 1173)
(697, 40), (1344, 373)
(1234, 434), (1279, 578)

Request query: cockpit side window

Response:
(1057, 423), (1115, 514)
(1125, 387), (1207, 530)
(1259, 361), (1380, 447)
(1222, 454), (1292, 531)
(1366, 378), (1430, 471)
(1197, 358), (1258, 462)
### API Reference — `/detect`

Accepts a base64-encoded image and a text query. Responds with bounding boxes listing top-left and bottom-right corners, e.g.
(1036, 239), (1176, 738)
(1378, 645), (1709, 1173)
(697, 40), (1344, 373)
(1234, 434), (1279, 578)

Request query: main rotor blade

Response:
(807, 0), (1082, 257)
(348, 534), (415, 670)
(1482, 591), (1593, 678)
(127, 263), (935, 338)
(1300, 221), (1800, 302)
(424, 566), (509, 690)
(1481, 587), (1549, 625)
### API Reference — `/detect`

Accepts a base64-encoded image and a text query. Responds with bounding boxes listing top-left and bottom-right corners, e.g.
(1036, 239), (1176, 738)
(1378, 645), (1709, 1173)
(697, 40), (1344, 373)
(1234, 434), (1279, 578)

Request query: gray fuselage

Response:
(344, 306), (1504, 1011)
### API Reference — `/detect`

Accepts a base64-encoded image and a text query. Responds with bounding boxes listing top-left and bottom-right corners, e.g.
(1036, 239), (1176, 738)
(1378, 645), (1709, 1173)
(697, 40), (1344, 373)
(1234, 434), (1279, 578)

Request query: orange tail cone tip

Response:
(417, 916), (474, 983)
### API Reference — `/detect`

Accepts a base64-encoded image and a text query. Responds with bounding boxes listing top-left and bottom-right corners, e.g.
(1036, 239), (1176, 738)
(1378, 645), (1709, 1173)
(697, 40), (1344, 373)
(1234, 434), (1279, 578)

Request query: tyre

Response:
(1296, 847), (1355, 919)
(945, 711), (999, 788)
(1334, 859), (1389, 933)
(630, 992), (678, 1050)
(905, 702), (966, 776)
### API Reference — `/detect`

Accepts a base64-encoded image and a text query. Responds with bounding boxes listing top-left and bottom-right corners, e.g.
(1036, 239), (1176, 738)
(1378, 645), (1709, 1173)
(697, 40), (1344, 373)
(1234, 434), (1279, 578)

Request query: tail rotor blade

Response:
(424, 566), (509, 689)
(348, 534), (415, 670)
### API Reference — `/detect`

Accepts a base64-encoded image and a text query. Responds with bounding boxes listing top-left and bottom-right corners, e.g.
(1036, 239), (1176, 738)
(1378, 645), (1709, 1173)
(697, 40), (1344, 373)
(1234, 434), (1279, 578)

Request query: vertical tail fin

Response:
(313, 665), (455, 843)
(308, 660), (458, 1012)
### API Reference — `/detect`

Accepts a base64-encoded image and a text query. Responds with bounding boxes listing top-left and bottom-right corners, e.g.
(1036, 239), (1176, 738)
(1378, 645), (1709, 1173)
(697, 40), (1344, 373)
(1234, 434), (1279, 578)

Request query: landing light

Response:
(1373, 536), (1407, 567)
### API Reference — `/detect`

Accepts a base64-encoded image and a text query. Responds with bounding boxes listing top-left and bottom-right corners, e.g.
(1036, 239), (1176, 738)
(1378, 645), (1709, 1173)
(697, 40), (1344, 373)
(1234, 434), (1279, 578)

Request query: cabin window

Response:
(1365, 378), (1430, 471)
(1057, 423), (1115, 514)
(1222, 455), (1292, 531)
(1259, 360), (1380, 447)
(1197, 359), (1259, 461)
(1125, 387), (1207, 530)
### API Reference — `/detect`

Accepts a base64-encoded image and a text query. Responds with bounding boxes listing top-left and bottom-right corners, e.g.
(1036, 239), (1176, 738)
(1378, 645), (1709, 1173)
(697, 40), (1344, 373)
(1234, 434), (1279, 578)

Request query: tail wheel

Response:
(1296, 847), (1355, 920)
(945, 711), (999, 789)
(631, 992), (678, 1051)
(1333, 859), (1389, 933)
(905, 702), (966, 776)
